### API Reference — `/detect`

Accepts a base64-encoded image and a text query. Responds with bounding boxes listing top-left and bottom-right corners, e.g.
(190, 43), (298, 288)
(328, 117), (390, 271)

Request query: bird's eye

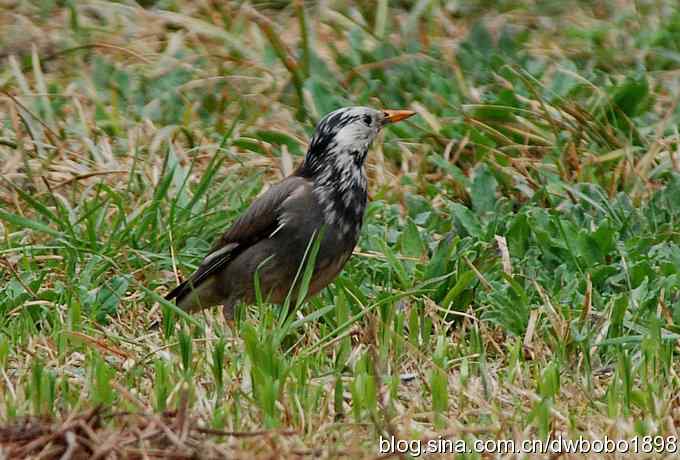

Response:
(362, 114), (372, 126)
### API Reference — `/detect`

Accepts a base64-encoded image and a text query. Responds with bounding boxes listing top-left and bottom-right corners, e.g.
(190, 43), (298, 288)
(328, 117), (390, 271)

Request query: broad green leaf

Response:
(451, 203), (482, 236)
(471, 163), (498, 215)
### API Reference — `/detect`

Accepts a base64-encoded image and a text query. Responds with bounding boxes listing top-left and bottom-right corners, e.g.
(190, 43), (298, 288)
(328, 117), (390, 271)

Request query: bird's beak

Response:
(383, 109), (416, 124)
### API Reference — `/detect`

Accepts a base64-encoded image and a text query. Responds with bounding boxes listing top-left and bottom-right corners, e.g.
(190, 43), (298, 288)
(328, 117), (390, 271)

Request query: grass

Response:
(1, 0), (680, 458)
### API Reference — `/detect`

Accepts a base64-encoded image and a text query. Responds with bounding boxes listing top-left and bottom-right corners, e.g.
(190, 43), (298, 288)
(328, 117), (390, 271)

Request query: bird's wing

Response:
(212, 175), (310, 249)
(166, 175), (310, 304)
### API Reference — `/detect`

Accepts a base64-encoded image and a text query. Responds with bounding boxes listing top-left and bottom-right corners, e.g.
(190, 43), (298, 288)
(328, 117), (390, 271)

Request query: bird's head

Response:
(298, 106), (415, 177)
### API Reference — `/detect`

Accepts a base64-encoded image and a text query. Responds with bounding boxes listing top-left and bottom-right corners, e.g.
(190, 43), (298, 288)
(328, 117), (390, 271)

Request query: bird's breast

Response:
(313, 183), (367, 242)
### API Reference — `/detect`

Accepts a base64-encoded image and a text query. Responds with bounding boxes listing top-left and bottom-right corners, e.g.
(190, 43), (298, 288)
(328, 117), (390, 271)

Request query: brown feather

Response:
(166, 176), (312, 310)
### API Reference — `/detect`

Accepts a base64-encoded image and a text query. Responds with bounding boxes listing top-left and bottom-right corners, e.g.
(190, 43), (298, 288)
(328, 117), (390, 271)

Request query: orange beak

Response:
(383, 109), (416, 124)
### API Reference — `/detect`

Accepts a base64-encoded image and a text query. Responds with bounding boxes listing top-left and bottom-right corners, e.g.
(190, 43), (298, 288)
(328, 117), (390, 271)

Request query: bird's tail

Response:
(165, 275), (221, 312)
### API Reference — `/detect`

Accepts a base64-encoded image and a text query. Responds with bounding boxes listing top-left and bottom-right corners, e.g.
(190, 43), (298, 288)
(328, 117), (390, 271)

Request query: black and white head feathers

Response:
(296, 107), (387, 236)
(299, 107), (386, 177)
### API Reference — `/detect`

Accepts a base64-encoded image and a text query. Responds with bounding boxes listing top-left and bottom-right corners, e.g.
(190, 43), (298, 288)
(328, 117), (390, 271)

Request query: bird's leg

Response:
(222, 303), (235, 331)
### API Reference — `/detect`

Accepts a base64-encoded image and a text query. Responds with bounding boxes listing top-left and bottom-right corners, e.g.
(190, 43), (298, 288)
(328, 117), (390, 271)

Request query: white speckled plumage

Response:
(300, 107), (385, 234)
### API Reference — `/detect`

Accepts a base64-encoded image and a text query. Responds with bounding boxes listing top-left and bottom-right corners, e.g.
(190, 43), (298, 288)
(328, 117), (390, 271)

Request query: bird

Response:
(165, 106), (416, 320)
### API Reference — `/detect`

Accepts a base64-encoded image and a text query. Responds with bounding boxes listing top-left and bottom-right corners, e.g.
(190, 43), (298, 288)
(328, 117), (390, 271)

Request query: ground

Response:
(1, 1), (680, 459)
